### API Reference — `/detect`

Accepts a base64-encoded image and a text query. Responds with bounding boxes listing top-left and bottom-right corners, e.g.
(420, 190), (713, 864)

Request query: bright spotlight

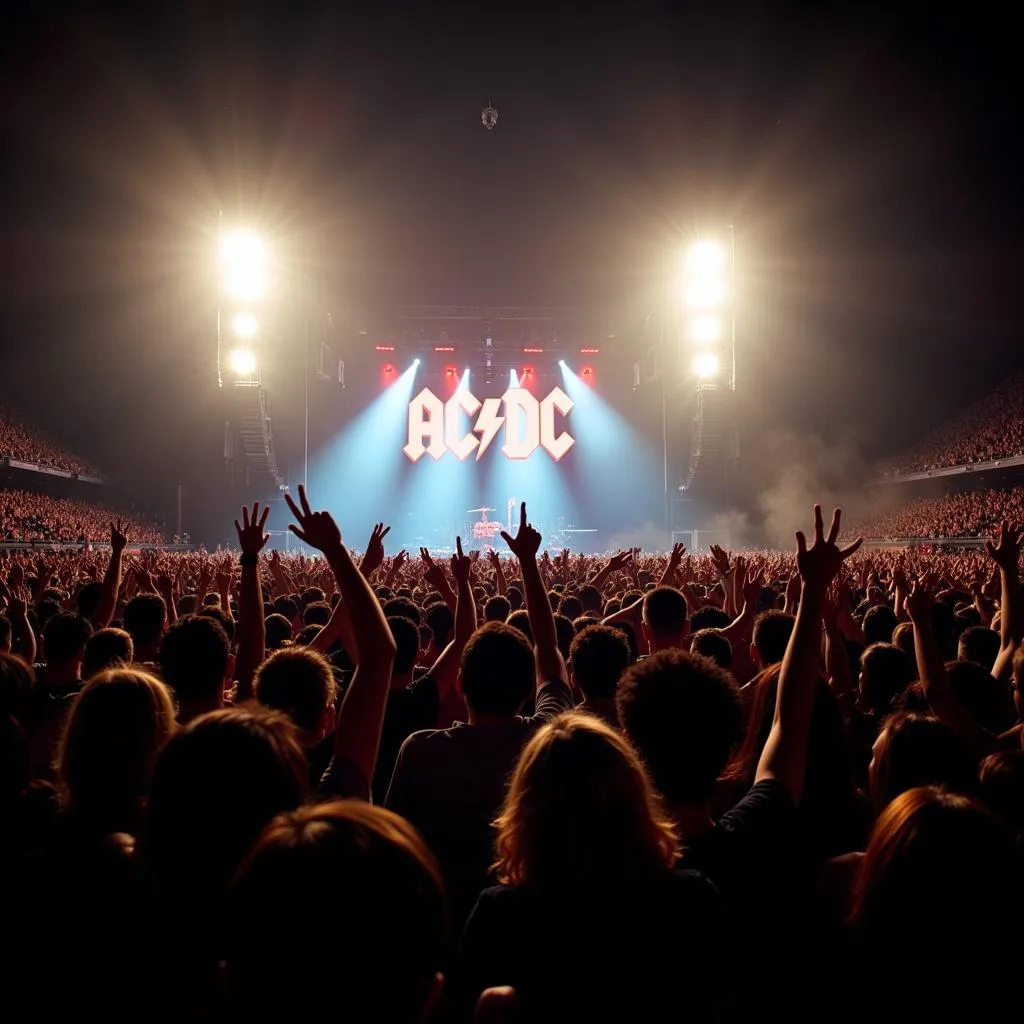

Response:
(558, 359), (567, 369)
(685, 278), (726, 309)
(459, 368), (471, 390)
(693, 352), (720, 379)
(509, 368), (519, 387)
(413, 358), (421, 367)
(232, 311), (258, 339)
(686, 240), (725, 274)
(219, 230), (267, 301)
(228, 348), (257, 376)
(690, 315), (721, 344)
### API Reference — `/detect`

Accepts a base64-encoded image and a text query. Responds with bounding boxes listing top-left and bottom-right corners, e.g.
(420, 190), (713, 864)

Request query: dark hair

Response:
(384, 597), (421, 626)
(43, 611), (93, 666)
(690, 628), (732, 670)
(293, 624), (322, 646)
(979, 749), (1024, 841)
(553, 613), (574, 661)
(123, 594), (167, 649)
(0, 651), (35, 723)
(158, 614), (230, 703)
(752, 609), (795, 666)
(957, 626), (1000, 673)
(617, 649), (743, 804)
(689, 606), (731, 632)
(272, 596), (298, 621)
(642, 587), (687, 638)
(299, 587), (326, 608)
(506, 609), (533, 645)
(569, 624), (630, 700)
(424, 602), (454, 647)
(264, 613), (293, 650)
(870, 711), (977, 813)
(484, 595), (511, 623)
(83, 627), (133, 679)
(255, 646), (337, 732)
(505, 586), (524, 612)
(199, 604), (235, 643)
(862, 604), (898, 645)
(946, 659), (1016, 733)
(388, 616), (422, 676)
(75, 580), (102, 620)
(578, 585), (602, 615)
(460, 622), (534, 716)
(143, 707), (307, 904)
(557, 594), (582, 621)
(891, 621), (915, 665)
(859, 643), (912, 715)
(224, 802), (448, 1023)
(302, 601), (332, 627)
(0, 615), (10, 650)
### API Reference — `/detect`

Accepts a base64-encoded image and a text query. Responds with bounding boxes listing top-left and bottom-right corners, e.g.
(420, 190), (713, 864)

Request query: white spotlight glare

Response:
(232, 311), (258, 339)
(413, 358), (421, 367)
(686, 240), (725, 275)
(509, 368), (519, 387)
(228, 348), (257, 376)
(693, 352), (720, 379)
(690, 315), (721, 345)
(685, 278), (726, 309)
(219, 230), (267, 299)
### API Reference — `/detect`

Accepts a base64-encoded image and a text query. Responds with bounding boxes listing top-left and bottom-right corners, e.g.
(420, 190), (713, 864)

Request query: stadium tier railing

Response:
(868, 453), (1024, 486)
(2, 456), (105, 484)
(0, 541), (191, 553)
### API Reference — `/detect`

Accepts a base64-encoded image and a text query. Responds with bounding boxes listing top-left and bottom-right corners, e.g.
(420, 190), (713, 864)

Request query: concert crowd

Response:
(3, 482), (1022, 1022)
(0, 406), (100, 477)
(850, 484), (1024, 540)
(0, 488), (166, 545)
(882, 372), (1024, 474)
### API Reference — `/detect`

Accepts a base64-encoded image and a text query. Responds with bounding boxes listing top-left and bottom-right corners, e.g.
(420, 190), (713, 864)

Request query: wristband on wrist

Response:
(240, 552), (259, 568)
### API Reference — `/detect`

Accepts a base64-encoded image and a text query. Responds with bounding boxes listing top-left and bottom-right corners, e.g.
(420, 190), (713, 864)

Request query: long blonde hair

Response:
(494, 712), (679, 894)
(56, 668), (176, 829)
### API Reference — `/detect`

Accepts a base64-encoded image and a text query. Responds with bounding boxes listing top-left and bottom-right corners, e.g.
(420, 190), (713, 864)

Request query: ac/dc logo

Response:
(404, 386), (575, 462)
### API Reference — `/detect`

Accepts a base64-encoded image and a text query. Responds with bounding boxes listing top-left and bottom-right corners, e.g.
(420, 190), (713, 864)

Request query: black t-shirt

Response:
(456, 870), (729, 1022)
(371, 673), (441, 804)
(679, 778), (795, 919)
(386, 680), (574, 928)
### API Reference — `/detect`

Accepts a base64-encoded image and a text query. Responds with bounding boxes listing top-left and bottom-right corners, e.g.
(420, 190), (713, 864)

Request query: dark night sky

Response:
(1, 1), (1021, 529)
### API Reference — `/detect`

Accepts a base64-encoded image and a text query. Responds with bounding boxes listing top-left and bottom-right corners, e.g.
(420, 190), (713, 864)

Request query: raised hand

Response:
(110, 519), (128, 554)
(709, 544), (732, 578)
(486, 547), (501, 567)
(985, 520), (1022, 574)
(500, 502), (542, 561)
(606, 550), (632, 573)
(451, 536), (472, 583)
(795, 505), (863, 595)
(905, 574), (938, 624)
(234, 502), (271, 557)
(284, 485), (343, 555)
(742, 566), (765, 609)
(362, 522), (391, 576)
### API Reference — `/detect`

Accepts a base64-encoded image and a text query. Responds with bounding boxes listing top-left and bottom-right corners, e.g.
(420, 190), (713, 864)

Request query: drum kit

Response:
(467, 507), (503, 545)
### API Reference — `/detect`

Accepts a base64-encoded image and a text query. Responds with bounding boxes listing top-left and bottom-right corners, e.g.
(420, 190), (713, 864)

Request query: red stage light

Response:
(580, 347), (600, 354)
(582, 366), (594, 378)
(435, 345), (455, 352)
(383, 364), (395, 375)
(375, 345), (395, 352)
(523, 347), (544, 353)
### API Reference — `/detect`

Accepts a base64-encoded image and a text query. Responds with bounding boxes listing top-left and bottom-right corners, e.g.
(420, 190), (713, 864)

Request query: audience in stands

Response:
(0, 405), (100, 476)
(1, 488), (164, 543)
(853, 484), (1024, 539)
(882, 371), (1024, 473)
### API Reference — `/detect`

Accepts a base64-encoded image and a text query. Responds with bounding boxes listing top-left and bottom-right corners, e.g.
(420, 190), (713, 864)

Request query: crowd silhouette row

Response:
(3, 489), (1022, 1022)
